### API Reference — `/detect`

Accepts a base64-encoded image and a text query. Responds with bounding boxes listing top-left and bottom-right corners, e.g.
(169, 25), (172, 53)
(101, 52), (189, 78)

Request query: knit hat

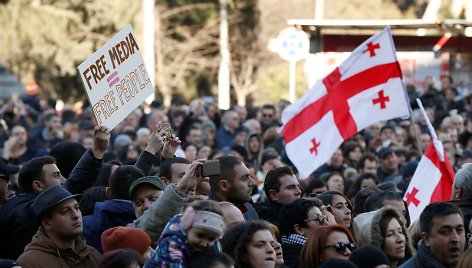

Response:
(349, 245), (390, 268)
(101, 226), (151, 256)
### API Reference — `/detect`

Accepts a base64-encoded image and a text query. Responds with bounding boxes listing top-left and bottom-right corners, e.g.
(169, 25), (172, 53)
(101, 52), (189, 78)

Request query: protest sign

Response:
(77, 24), (153, 130)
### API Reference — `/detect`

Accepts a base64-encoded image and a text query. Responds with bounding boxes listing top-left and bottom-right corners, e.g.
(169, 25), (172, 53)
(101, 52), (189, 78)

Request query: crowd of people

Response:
(0, 74), (472, 267)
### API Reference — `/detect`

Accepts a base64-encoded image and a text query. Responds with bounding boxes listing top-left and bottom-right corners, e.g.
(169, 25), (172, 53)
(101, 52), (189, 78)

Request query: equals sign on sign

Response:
(107, 71), (120, 88)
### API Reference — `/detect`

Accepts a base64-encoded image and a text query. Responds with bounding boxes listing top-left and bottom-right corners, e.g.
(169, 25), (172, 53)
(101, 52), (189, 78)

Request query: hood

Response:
(353, 207), (414, 260)
(245, 132), (263, 155)
(24, 227), (95, 259)
(87, 199), (136, 230)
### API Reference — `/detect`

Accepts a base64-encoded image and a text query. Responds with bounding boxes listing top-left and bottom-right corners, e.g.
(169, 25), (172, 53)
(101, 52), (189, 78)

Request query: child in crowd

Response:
(145, 200), (225, 268)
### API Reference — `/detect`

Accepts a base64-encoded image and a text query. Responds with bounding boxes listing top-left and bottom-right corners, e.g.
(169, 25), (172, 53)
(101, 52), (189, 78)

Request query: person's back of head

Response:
(94, 162), (122, 187)
(49, 141), (86, 179)
(453, 163), (472, 200)
(218, 201), (244, 229)
(353, 187), (380, 216)
(364, 190), (388, 212)
(99, 249), (143, 268)
(320, 259), (359, 268)
(349, 245), (389, 268)
(108, 165), (144, 200)
(188, 250), (234, 268)
(79, 186), (108, 216)
(18, 156), (56, 193)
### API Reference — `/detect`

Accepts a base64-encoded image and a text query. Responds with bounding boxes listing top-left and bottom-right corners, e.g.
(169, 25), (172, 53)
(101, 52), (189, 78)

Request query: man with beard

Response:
(209, 155), (258, 220)
(17, 185), (101, 267)
(399, 202), (465, 268)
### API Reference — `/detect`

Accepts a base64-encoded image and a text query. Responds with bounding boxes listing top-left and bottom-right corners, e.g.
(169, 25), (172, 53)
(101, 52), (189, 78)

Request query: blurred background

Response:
(0, 0), (471, 107)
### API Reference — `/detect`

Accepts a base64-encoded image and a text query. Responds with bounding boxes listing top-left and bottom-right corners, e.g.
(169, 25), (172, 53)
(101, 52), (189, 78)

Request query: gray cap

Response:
(129, 176), (167, 201)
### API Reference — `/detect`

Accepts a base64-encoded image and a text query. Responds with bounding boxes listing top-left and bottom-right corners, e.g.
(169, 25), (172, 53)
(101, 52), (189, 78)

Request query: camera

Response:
(201, 160), (220, 177)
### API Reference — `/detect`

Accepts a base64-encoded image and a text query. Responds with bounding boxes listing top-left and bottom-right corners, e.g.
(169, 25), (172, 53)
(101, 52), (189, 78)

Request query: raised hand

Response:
(176, 159), (204, 195)
(144, 122), (165, 155)
(162, 136), (181, 159)
(92, 125), (110, 159)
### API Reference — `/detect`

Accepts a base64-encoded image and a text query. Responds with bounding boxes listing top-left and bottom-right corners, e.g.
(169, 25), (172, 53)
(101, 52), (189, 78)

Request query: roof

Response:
(287, 19), (472, 36)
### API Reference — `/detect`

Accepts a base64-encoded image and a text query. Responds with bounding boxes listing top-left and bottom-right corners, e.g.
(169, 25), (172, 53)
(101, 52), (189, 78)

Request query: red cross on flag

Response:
(404, 99), (455, 223)
(280, 27), (410, 179)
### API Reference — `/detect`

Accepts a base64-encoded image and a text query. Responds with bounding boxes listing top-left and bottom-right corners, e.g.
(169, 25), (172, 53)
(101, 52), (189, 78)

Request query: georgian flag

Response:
(404, 100), (455, 223)
(280, 27), (410, 179)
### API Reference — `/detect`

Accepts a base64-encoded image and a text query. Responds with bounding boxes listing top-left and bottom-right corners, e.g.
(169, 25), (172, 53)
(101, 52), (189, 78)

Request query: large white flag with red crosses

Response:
(404, 99), (455, 223)
(280, 27), (410, 179)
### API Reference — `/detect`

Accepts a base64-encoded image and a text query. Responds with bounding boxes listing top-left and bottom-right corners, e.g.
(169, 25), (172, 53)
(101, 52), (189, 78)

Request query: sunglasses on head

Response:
(324, 242), (357, 254)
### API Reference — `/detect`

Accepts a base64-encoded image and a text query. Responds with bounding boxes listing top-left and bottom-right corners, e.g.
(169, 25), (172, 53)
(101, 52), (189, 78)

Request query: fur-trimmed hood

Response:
(353, 206), (415, 264)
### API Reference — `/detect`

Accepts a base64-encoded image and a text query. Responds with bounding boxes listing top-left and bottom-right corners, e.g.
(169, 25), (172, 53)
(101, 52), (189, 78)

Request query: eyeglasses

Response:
(324, 242), (357, 254)
(467, 233), (472, 239)
(305, 214), (328, 225)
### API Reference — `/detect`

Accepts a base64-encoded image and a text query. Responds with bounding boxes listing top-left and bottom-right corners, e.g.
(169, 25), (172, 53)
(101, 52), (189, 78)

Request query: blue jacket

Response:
(83, 199), (136, 253)
(215, 127), (233, 149)
(399, 240), (448, 268)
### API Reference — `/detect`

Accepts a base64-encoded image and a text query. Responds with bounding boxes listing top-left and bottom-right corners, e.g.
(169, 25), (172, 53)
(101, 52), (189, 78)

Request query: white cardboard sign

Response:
(77, 24), (153, 130)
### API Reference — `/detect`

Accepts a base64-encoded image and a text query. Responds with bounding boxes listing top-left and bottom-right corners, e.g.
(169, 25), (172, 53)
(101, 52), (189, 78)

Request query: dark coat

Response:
(451, 198), (472, 234)
(0, 192), (37, 259)
(282, 242), (304, 268)
(253, 200), (282, 226)
(398, 240), (448, 268)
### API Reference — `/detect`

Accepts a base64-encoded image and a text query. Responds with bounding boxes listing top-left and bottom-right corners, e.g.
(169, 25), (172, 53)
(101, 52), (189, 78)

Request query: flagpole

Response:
(416, 98), (438, 140)
(409, 114), (423, 156)
(416, 98), (446, 161)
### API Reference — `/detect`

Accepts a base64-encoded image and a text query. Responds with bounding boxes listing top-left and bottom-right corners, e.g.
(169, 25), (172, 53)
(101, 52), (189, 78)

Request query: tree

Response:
(0, 0), (140, 101)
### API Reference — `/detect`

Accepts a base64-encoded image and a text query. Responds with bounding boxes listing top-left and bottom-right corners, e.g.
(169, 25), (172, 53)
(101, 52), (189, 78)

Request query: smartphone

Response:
(201, 160), (220, 177)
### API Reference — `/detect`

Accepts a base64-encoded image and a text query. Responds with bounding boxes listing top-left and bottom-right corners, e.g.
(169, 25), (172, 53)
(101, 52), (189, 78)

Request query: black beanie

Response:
(320, 259), (359, 268)
(349, 245), (390, 268)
